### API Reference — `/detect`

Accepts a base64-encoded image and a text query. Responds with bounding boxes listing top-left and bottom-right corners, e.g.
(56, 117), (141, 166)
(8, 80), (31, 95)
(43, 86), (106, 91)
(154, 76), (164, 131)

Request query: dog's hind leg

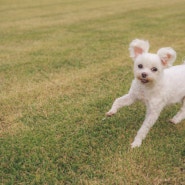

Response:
(170, 97), (185, 124)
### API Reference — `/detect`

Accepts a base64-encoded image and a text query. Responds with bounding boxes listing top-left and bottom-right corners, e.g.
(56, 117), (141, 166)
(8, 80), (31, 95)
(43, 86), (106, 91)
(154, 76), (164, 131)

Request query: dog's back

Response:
(164, 64), (185, 104)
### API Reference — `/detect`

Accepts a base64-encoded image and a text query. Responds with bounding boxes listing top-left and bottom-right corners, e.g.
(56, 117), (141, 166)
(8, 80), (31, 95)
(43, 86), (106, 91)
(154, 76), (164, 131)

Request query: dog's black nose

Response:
(142, 73), (147, 78)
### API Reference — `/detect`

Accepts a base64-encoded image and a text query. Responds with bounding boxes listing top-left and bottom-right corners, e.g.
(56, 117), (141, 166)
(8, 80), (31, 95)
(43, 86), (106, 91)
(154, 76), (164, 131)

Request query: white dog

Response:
(106, 39), (185, 148)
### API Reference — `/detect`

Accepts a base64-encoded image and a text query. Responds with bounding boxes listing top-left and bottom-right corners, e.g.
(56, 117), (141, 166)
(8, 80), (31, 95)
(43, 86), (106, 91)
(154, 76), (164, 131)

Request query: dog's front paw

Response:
(131, 139), (142, 148)
(169, 118), (180, 124)
(106, 110), (116, 117)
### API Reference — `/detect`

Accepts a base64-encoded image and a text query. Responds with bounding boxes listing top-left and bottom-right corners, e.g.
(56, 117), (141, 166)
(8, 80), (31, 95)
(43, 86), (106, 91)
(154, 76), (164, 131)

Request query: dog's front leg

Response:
(106, 94), (135, 117)
(131, 105), (163, 148)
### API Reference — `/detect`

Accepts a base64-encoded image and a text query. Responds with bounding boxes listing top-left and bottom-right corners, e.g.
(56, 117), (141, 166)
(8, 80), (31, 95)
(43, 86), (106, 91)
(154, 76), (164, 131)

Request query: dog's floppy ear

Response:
(129, 39), (149, 60)
(157, 47), (176, 67)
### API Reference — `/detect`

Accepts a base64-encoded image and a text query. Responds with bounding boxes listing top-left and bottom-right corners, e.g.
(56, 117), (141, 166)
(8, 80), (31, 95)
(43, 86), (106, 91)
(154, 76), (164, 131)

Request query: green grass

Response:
(0, 0), (185, 184)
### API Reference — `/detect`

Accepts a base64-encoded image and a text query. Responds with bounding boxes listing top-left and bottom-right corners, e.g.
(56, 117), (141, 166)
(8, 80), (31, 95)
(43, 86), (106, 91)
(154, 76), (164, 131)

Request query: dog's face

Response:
(129, 39), (177, 85)
(134, 53), (163, 84)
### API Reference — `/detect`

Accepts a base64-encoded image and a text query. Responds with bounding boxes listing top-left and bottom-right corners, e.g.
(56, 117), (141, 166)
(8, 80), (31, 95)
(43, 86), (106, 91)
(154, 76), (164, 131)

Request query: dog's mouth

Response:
(140, 78), (149, 83)
(137, 76), (150, 84)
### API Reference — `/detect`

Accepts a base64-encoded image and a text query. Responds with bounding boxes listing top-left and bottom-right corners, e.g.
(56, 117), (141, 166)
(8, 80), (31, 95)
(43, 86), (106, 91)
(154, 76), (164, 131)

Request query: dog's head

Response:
(129, 39), (176, 84)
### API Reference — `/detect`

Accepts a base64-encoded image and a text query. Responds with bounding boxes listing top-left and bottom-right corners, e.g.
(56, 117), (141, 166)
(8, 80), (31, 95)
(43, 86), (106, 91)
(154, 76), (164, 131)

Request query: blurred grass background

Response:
(0, 0), (185, 184)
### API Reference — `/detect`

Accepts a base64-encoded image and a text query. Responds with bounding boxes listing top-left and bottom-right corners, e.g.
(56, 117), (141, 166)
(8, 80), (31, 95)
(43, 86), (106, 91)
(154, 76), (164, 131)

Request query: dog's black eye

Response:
(151, 67), (158, 72)
(138, 64), (143, 69)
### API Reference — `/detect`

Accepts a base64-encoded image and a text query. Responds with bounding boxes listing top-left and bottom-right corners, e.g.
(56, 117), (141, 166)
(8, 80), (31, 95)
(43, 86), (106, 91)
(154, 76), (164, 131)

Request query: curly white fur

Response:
(129, 39), (150, 59)
(106, 39), (185, 148)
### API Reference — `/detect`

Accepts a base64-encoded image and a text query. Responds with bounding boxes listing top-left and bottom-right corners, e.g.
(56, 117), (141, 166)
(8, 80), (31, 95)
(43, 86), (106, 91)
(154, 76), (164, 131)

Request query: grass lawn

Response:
(0, 0), (185, 184)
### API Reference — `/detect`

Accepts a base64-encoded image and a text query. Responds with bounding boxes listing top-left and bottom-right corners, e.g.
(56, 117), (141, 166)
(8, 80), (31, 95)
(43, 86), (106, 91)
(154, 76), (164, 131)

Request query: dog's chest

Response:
(136, 88), (151, 103)
(131, 81), (159, 103)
